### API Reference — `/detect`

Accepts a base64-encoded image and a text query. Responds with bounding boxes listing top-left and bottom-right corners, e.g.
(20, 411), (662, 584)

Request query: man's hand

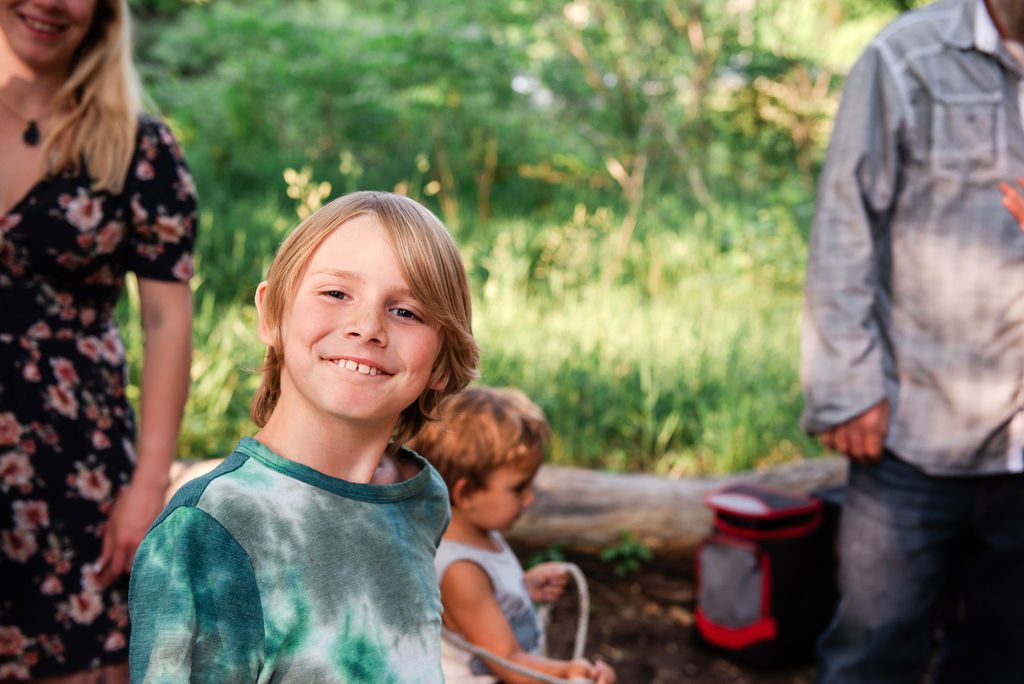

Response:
(999, 178), (1024, 229)
(819, 400), (890, 464)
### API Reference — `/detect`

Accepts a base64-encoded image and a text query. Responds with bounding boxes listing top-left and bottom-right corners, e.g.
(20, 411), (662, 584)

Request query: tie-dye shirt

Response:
(128, 437), (450, 683)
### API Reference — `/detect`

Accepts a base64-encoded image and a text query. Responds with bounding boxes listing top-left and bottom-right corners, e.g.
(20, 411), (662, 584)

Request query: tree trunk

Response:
(507, 458), (848, 558)
(166, 456), (848, 558)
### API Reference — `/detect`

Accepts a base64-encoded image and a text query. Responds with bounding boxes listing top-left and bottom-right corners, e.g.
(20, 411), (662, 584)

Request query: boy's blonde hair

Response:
(408, 386), (550, 500)
(46, 0), (145, 193)
(252, 191), (479, 453)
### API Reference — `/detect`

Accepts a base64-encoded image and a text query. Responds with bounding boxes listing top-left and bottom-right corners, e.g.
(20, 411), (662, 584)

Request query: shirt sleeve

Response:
(800, 43), (907, 434)
(129, 506), (264, 683)
(124, 117), (199, 283)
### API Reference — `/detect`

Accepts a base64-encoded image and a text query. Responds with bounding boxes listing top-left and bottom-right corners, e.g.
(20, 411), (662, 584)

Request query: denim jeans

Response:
(816, 452), (1024, 684)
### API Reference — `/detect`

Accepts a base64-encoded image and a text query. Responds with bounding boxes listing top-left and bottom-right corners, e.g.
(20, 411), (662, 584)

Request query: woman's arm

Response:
(96, 278), (192, 584)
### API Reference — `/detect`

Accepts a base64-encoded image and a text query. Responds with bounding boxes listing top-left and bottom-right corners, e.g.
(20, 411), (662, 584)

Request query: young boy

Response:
(408, 386), (616, 684)
(128, 191), (479, 682)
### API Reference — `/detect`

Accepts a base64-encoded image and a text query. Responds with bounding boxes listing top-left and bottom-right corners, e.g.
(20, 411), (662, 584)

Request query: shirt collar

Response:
(943, 0), (981, 49)
(975, 0), (1001, 56)
(974, 0), (1024, 69)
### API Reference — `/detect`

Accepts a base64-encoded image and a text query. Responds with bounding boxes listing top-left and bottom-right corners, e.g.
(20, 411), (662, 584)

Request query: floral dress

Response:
(0, 116), (197, 679)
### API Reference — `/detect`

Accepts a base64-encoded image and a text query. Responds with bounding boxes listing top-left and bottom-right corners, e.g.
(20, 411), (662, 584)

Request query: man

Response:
(802, 0), (1024, 682)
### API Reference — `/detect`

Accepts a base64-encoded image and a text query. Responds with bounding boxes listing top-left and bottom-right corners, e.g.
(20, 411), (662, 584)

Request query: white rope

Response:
(442, 562), (594, 684)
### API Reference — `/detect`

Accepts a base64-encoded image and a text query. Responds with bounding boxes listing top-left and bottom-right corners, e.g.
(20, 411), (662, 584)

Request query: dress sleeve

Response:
(124, 118), (199, 283)
(128, 506), (263, 683)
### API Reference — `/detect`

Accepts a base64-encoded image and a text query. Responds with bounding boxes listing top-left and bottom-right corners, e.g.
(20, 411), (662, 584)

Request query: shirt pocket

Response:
(930, 92), (1003, 174)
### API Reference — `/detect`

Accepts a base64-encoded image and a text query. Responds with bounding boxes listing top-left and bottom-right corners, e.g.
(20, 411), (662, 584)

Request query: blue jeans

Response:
(817, 452), (1024, 684)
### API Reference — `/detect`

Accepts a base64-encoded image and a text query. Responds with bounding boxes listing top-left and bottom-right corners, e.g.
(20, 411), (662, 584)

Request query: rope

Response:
(442, 562), (594, 684)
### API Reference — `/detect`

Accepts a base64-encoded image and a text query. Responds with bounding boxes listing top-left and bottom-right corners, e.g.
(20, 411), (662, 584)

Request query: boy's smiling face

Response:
(258, 213), (443, 432)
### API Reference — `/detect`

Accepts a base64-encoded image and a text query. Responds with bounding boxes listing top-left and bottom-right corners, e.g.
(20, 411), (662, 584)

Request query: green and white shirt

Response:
(129, 437), (450, 683)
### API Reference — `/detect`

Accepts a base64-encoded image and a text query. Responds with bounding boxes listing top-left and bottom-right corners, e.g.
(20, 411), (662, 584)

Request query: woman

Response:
(0, 0), (196, 681)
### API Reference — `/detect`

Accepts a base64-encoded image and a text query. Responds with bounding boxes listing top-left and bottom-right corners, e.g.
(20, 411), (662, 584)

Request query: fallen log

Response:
(506, 457), (848, 558)
(167, 456), (847, 558)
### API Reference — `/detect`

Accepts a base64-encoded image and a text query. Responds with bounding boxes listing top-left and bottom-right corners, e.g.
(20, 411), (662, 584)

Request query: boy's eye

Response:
(391, 307), (423, 322)
(323, 290), (349, 300)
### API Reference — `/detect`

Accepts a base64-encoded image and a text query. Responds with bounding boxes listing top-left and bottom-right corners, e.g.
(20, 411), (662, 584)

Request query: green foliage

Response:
(132, 0), (900, 223)
(468, 195), (815, 473)
(526, 544), (568, 569)
(119, 188), (821, 471)
(599, 531), (653, 577)
(117, 0), (908, 471)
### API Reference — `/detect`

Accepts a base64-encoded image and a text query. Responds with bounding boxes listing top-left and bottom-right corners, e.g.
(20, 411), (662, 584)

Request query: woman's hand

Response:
(95, 479), (166, 586)
(524, 562), (570, 603)
(999, 178), (1024, 229)
(95, 278), (192, 586)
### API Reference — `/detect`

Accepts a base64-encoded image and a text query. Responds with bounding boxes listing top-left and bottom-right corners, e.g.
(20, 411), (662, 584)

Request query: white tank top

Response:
(435, 532), (544, 682)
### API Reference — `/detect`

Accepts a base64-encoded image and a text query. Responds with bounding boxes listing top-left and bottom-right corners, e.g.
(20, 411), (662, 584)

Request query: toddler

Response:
(409, 386), (616, 684)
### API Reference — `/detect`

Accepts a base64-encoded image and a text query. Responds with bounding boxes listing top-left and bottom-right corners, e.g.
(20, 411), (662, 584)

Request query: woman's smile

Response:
(17, 11), (67, 38)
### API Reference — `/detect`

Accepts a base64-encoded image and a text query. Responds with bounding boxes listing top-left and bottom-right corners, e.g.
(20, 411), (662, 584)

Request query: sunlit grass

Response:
(118, 195), (821, 474)
(470, 208), (817, 474)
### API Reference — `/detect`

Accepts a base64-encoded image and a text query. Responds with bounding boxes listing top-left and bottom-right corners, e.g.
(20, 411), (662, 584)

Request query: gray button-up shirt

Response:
(801, 0), (1024, 475)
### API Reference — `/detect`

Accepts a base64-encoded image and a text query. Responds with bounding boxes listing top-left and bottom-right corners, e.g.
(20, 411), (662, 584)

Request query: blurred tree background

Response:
(122, 0), (924, 474)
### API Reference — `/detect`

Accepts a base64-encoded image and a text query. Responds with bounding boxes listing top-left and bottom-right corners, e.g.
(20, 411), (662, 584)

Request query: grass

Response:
(117, 183), (822, 475)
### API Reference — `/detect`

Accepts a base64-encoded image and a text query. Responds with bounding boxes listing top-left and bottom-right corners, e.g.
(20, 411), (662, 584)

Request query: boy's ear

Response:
(254, 281), (275, 346)
(450, 477), (473, 507)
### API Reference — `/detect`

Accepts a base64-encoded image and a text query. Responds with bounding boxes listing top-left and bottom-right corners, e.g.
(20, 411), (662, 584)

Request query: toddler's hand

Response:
(564, 658), (595, 681)
(565, 657), (616, 684)
(525, 562), (569, 603)
(591, 659), (616, 684)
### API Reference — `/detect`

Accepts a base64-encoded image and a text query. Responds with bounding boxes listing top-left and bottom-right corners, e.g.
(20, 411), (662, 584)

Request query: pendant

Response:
(23, 120), (39, 146)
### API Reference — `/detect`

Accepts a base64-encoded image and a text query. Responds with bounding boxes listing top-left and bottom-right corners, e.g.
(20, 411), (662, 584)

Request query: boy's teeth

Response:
(336, 359), (380, 375)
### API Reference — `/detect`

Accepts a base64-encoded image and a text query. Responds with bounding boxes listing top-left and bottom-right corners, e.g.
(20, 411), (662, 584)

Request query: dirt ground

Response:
(525, 550), (817, 684)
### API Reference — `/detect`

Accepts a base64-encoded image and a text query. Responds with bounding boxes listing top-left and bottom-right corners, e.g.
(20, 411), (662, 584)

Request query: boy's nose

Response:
(345, 307), (387, 344)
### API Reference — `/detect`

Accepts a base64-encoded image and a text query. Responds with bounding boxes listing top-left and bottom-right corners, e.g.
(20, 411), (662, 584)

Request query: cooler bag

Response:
(694, 483), (839, 667)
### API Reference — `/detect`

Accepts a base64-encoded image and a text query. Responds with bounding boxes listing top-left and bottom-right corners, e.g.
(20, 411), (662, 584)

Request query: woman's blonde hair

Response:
(252, 191), (480, 453)
(407, 386), (550, 501)
(44, 0), (144, 193)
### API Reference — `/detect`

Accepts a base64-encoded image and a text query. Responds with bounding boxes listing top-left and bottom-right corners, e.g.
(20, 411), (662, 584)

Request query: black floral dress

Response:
(0, 116), (197, 678)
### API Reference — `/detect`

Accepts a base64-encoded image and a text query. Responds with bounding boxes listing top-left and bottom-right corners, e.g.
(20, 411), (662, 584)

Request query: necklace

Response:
(21, 120), (40, 146)
(0, 97), (44, 146)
